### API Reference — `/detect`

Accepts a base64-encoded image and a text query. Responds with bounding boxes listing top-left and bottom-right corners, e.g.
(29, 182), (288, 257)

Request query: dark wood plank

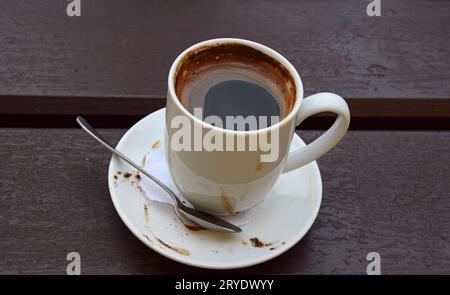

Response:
(0, 98), (449, 130)
(1, 96), (449, 118)
(0, 0), (449, 121)
(0, 128), (449, 274)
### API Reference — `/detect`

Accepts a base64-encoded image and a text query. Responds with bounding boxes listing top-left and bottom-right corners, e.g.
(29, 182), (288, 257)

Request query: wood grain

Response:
(1, 96), (449, 118)
(0, 0), (449, 122)
(0, 128), (448, 274)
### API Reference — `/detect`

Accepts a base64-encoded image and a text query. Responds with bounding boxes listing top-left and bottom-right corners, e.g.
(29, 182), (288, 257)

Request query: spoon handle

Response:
(76, 116), (181, 207)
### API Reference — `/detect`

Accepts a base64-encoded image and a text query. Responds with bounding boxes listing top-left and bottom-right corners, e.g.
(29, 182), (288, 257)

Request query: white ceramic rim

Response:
(167, 38), (304, 136)
(108, 109), (322, 269)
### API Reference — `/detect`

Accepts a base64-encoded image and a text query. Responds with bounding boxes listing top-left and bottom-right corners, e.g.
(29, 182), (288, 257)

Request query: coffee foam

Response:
(175, 43), (296, 117)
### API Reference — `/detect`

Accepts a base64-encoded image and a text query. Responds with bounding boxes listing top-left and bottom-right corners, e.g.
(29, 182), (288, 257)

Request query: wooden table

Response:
(0, 0), (449, 274)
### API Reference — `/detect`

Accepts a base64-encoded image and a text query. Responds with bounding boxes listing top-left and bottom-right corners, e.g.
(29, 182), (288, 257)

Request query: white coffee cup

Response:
(165, 38), (350, 215)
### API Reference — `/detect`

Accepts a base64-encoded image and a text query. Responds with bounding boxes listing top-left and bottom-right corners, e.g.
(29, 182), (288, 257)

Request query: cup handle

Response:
(283, 92), (350, 173)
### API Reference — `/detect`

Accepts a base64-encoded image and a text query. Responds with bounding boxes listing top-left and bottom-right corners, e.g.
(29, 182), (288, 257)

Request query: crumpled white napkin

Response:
(138, 139), (258, 227)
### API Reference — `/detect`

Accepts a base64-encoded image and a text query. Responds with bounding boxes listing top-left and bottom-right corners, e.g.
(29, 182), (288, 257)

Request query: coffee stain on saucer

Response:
(112, 171), (123, 186)
(183, 223), (205, 231)
(115, 170), (133, 182)
(143, 234), (153, 244)
(171, 206), (206, 232)
(155, 237), (190, 256)
(249, 237), (278, 250)
(151, 140), (161, 150)
(220, 187), (235, 215)
(115, 170), (144, 193)
(143, 203), (149, 223)
(143, 232), (190, 256)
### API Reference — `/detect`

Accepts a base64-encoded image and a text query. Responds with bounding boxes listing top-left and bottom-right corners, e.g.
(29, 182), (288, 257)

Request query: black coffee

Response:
(175, 44), (296, 130)
(203, 79), (280, 129)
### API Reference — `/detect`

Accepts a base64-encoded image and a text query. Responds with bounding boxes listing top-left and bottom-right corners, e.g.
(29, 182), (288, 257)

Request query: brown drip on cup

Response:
(174, 43), (296, 117)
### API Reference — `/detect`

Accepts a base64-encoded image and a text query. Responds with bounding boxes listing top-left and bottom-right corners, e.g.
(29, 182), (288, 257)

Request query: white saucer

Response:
(108, 108), (322, 269)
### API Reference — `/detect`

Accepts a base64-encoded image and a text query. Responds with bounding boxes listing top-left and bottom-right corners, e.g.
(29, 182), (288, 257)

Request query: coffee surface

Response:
(204, 79), (280, 128)
(175, 43), (296, 130)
